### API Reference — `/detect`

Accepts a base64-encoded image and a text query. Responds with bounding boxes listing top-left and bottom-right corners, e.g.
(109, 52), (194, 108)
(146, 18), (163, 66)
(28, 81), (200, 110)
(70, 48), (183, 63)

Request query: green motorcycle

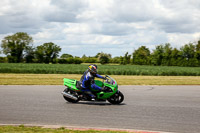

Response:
(61, 75), (124, 104)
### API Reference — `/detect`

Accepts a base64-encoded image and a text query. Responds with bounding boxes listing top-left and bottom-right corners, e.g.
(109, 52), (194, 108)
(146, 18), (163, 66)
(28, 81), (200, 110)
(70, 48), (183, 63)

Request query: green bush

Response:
(0, 57), (7, 63)
(57, 58), (82, 64)
(82, 57), (98, 63)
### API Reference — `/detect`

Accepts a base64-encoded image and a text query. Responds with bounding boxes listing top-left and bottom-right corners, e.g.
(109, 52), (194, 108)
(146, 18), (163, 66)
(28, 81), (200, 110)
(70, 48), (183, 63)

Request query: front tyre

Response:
(107, 91), (124, 104)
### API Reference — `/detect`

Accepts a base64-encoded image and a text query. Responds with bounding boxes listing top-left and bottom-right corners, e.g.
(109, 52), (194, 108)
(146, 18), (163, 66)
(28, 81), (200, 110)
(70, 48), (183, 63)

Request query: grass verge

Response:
(0, 74), (200, 85)
(1, 63), (200, 76)
(0, 125), (132, 133)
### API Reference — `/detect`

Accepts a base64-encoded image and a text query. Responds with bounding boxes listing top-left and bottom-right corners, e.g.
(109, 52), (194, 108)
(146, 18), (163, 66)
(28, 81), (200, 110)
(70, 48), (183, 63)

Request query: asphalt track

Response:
(0, 85), (200, 133)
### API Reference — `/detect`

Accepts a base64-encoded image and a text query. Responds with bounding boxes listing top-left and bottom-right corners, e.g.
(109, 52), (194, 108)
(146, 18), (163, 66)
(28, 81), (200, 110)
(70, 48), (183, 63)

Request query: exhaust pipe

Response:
(61, 91), (78, 101)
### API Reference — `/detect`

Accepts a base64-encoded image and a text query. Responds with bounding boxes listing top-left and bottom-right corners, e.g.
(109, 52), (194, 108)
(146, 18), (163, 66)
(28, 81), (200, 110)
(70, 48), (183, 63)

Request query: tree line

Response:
(1, 32), (200, 67)
(0, 32), (61, 64)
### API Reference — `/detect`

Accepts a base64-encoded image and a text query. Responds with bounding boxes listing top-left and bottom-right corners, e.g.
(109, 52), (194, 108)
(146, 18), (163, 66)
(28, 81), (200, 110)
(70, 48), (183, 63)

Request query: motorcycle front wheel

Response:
(107, 91), (124, 104)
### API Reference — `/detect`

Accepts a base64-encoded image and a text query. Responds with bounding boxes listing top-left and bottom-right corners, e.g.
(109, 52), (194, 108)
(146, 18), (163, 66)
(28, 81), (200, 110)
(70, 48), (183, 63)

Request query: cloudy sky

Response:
(0, 0), (200, 57)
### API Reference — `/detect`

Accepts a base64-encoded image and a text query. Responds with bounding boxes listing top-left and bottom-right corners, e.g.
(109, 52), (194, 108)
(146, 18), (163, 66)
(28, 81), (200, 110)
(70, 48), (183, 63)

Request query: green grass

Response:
(0, 125), (134, 133)
(1, 63), (200, 76)
(1, 74), (200, 85)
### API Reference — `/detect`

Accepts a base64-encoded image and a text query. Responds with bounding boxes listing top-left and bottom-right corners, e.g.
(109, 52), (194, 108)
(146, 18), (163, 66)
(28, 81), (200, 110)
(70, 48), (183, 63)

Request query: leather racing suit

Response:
(80, 70), (104, 91)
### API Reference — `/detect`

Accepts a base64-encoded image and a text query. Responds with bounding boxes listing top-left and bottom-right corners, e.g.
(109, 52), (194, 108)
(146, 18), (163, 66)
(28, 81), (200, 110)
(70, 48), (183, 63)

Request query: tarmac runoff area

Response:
(0, 85), (200, 133)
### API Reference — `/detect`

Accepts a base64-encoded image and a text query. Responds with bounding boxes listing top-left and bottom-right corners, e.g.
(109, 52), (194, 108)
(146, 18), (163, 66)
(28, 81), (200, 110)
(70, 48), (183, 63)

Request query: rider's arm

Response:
(95, 74), (105, 79)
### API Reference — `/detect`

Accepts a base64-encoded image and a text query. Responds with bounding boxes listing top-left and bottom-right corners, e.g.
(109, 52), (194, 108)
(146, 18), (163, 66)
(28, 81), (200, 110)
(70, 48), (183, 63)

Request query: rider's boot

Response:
(90, 95), (96, 101)
(84, 91), (96, 101)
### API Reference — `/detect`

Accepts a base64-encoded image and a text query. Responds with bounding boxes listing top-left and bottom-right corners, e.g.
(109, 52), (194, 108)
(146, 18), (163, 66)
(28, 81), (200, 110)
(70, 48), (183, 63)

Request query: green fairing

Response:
(63, 76), (118, 99)
(63, 78), (79, 91)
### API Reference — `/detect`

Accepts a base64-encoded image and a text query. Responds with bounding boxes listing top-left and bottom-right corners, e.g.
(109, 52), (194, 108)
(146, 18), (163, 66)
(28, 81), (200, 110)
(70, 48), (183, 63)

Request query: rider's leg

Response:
(82, 89), (96, 100)
(85, 91), (96, 100)
(91, 84), (102, 91)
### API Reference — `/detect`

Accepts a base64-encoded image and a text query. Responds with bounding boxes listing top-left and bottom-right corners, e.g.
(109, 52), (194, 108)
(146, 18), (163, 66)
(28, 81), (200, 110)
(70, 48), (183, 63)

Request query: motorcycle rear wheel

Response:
(107, 91), (124, 104)
(63, 88), (79, 103)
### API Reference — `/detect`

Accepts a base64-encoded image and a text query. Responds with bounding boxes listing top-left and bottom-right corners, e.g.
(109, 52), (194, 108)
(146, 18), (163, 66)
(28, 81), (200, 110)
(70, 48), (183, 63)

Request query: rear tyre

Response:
(63, 88), (79, 103)
(107, 91), (124, 104)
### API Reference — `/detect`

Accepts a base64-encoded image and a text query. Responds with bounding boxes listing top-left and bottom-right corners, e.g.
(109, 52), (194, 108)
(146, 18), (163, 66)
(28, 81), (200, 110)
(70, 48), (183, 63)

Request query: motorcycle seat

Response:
(76, 81), (83, 89)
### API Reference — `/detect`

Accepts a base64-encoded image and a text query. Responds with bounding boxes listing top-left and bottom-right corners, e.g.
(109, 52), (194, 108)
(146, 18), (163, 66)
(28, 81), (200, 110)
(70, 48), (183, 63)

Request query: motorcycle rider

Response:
(80, 64), (106, 100)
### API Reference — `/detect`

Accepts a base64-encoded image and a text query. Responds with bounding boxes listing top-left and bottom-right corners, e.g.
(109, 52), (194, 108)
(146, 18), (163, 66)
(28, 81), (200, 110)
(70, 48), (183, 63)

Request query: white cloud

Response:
(83, 35), (113, 44)
(0, 0), (200, 57)
(167, 33), (200, 47)
(63, 23), (91, 34)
